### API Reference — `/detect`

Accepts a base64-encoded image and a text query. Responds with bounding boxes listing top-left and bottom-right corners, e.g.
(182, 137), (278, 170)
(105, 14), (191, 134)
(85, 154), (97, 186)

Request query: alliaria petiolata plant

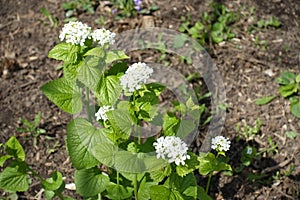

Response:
(0, 21), (232, 200)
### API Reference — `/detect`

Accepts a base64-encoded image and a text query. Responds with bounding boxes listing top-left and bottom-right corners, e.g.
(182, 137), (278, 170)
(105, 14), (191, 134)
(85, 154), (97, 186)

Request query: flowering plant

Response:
(0, 21), (231, 199)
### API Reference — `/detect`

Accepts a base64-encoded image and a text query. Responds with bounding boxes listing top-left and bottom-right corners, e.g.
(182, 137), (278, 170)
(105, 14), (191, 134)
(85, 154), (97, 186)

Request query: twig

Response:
(261, 158), (293, 174)
(272, 186), (296, 200)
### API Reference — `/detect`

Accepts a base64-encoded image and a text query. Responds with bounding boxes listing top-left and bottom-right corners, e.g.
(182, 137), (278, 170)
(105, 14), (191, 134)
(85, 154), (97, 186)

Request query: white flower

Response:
(59, 21), (92, 46)
(120, 62), (153, 92)
(211, 136), (231, 152)
(95, 106), (114, 121)
(91, 28), (116, 46)
(153, 136), (190, 166)
(246, 147), (252, 155)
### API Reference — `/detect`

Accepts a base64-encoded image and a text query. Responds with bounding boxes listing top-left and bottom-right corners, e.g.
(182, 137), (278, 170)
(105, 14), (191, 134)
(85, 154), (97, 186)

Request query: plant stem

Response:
(134, 174), (138, 200)
(133, 135), (139, 200)
(85, 87), (92, 122)
(205, 172), (213, 194)
(27, 166), (43, 182)
(117, 171), (120, 186)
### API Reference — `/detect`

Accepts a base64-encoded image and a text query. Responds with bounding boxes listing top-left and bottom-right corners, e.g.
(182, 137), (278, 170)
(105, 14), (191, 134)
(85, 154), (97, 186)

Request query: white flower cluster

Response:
(211, 136), (231, 152)
(153, 136), (190, 166)
(120, 62), (153, 92)
(92, 28), (116, 46)
(59, 21), (116, 47)
(95, 106), (114, 121)
(59, 21), (92, 46)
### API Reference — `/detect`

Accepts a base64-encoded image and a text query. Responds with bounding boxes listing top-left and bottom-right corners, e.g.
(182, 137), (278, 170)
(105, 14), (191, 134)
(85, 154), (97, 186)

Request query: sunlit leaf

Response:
(255, 96), (276, 105)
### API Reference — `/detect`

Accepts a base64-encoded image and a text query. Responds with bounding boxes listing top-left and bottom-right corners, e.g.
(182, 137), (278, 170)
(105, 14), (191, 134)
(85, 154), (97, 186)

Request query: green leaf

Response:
(114, 151), (167, 173)
(84, 47), (105, 57)
(176, 153), (200, 177)
(63, 61), (82, 80)
(286, 131), (298, 139)
(296, 74), (300, 83)
(255, 96), (276, 105)
(106, 50), (129, 64)
(33, 112), (42, 128)
(169, 173), (197, 200)
(212, 22), (225, 32)
(214, 162), (232, 172)
(138, 178), (158, 200)
(211, 31), (225, 43)
(276, 72), (296, 85)
(106, 109), (134, 141)
(198, 152), (231, 175)
(90, 140), (117, 168)
(150, 165), (172, 182)
(74, 167), (109, 197)
(44, 190), (55, 200)
(5, 136), (25, 161)
(163, 113), (180, 136)
(144, 83), (166, 96)
(176, 119), (196, 139)
(240, 146), (256, 166)
(66, 118), (103, 169)
(105, 183), (133, 200)
(42, 171), (63, 191)
(0, 161), (29, 192)
(0, 155), (12, 167)
(40, 78), (82, 114)
(107, 62), (128, 76)
(150, 185), (184, 200)
(120, 172), (145, 182)
(150, 185), (172, 200)
(268, 17), (281, 28)
(48, 42), (79, 63)
(77, 56), (105, 92)
(173, 34), (187, 48)
(96, 75), (122, 105)
(198, 152), (215, 175)
(291, 100), (300, 118)
(279, 84), (298, 98)
(135, 91), (159, 121)
(44, 180), (66, 200)
(114, 151), (146, 173)
(197, 186), (212, 200)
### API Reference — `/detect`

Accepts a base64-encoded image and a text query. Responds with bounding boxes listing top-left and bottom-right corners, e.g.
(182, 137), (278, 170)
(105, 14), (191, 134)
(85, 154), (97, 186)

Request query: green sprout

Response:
(16, 112), (46, 149)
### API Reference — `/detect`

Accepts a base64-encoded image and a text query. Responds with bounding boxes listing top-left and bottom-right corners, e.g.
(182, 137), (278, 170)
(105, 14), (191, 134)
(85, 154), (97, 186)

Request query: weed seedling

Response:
(258, 136), (278, 157)
(16, 112), (46, 149)
(40, 8), (58, 28)
(179, 1), (237, 45)
(236, 118), (262, 141)
(257, 16), (281, 29)
(61, 0), (96, 18)
(277, 71), (300, 118)
(254, 36), (268, 50)
(95, 15), (105, 26)
(112, 0), (158, 19)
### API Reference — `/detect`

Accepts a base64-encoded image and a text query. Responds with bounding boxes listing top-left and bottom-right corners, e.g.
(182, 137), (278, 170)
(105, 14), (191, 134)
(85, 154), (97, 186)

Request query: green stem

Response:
(57, 193), (64, 200)
(85, 87), (92, 122)
(117, 171), (120, 186)
(134, 174), (138, 200)
(205, 172), (213, 194)
(134, 140), (138, 199)
(27, 166), (43, 182)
